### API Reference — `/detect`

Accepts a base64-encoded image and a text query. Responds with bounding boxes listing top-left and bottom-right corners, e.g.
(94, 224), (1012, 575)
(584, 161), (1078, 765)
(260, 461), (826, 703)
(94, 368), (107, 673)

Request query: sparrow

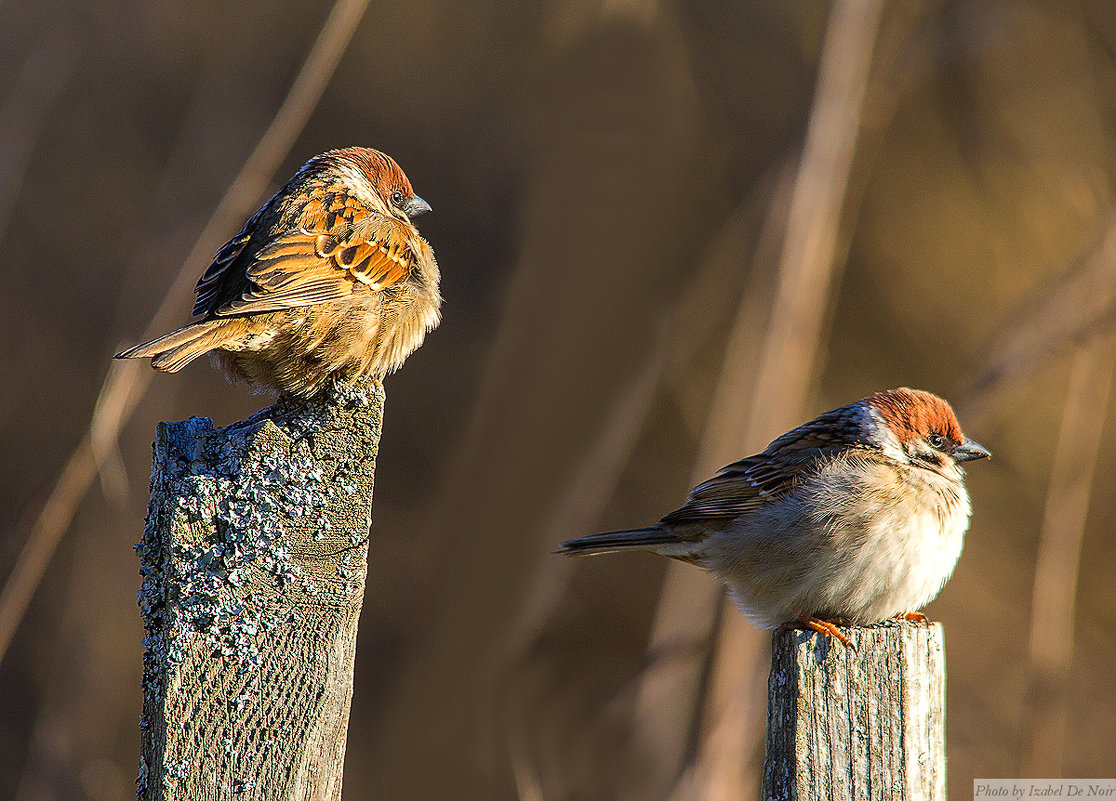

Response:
(116, 147), (441, 398)
(560, 388), (989, 644)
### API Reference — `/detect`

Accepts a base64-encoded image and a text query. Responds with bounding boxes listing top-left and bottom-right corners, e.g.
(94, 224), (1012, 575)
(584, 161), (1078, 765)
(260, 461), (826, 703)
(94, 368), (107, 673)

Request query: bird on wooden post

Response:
(560, 388), (989, 645)
(116, 146), (441, 398)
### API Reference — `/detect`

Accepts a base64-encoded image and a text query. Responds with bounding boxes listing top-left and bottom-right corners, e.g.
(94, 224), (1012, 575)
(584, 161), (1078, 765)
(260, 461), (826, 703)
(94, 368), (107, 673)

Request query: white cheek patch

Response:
(336, 163), (391, 215)
(863, 405), (910, 464)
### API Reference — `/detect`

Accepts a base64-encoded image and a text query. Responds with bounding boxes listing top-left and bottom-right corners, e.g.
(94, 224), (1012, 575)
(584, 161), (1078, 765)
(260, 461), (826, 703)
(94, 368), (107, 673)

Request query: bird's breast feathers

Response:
(808, 452), (970, 604)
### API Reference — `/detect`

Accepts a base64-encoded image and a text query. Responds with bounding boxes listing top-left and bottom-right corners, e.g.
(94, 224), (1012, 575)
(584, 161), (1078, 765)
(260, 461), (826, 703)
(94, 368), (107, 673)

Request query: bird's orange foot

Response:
(894, 611), (929, 623)
(783, 615), (854, 648)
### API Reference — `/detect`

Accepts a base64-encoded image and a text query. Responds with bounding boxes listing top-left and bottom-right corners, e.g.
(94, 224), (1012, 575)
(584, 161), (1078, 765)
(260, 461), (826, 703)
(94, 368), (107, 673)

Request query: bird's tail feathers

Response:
(559, 526), (687, 556)
(115, 320), (226, 373)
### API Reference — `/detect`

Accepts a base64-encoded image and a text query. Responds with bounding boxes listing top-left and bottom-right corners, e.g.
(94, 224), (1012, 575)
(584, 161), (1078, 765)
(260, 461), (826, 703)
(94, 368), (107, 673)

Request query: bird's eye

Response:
(390, 190), (403, 206)
(926, 434), (945, 449)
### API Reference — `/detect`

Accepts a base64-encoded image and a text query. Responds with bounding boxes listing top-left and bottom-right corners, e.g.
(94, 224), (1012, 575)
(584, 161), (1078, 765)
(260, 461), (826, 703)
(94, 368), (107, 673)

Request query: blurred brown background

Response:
(2, 0), (1116, 798)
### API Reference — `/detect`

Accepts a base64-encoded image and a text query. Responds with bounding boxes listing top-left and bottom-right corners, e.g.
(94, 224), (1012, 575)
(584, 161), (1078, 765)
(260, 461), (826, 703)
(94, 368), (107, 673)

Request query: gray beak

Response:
(404, 194), (432, 218)
(954, 438), (991, 462)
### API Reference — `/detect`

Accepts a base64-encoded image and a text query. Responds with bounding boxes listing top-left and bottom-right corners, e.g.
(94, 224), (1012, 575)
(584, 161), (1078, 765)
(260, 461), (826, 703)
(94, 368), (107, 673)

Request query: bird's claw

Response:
(783, 615), (855, 649)
(894, 610), (929, 623)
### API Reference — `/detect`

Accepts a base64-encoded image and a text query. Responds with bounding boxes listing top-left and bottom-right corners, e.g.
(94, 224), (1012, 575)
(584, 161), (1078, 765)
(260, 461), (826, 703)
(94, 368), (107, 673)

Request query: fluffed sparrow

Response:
(560, 388), (989, 643)
(116, 147), (441, 398)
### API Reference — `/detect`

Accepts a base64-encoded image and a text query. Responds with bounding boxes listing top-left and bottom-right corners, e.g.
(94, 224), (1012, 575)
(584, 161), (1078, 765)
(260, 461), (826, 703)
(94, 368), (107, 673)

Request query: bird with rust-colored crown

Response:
(561, 388), (990, 645)
(116, 147), (441, 398)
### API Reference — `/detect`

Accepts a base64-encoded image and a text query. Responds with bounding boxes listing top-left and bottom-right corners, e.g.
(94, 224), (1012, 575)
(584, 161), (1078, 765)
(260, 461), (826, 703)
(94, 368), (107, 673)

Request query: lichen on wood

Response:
(136, 380), (383, 801)
(763, 620), (946, 801)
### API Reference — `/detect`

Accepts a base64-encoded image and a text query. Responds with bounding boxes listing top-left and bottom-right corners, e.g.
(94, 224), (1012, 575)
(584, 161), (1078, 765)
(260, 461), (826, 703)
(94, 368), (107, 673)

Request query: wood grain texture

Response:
(763, 621), (945, 801)
(136, 380), (383, 801)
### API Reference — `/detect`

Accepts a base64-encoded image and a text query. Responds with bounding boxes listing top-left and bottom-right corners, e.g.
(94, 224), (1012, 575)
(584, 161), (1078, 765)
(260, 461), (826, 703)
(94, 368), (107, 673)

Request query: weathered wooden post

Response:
(135, 380), (383, 801)
(764, 620), (946, 800)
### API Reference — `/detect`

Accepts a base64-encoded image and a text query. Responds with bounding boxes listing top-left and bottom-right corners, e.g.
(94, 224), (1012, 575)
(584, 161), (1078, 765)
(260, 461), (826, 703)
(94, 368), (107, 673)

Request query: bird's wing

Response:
(660, 407), (861, 524)
(658, 456), (809, 524)
(193, 193), (416, 317)
(193, 211), (260, 316)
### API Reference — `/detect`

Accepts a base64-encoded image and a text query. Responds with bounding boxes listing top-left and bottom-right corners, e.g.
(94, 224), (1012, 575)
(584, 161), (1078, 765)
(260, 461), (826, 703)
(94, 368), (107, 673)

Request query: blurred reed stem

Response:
(962, 216), (1116, 428)
(684, 3), (886, 798)
(1020, 321), (1116, 775)
(0, 0), (372, 668)
(627, 167), (794, 801)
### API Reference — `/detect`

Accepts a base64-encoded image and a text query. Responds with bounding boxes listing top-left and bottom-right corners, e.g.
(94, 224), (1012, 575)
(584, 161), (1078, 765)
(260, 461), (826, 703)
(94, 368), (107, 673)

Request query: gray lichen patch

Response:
(137, 379), (383, 800)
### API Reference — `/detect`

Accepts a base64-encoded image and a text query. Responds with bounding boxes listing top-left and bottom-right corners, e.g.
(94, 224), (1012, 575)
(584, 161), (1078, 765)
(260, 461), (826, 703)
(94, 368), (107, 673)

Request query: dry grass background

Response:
(2, 1), (1115, 799)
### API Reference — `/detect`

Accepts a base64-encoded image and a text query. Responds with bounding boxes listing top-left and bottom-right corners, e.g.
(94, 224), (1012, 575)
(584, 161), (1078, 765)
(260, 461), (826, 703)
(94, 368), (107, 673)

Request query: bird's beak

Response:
(954, 438), (991, 462)
(404, 194), (432, 218)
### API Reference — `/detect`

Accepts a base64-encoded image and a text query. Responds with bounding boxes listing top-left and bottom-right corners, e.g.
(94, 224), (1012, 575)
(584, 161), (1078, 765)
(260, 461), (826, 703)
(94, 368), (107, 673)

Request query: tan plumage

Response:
(116, 147), (441, 398)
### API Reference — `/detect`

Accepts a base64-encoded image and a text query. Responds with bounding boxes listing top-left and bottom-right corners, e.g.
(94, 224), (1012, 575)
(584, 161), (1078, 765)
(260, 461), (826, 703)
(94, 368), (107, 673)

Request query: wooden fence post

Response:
(763, 620), (946, 801)
(135, 380), (383, 801)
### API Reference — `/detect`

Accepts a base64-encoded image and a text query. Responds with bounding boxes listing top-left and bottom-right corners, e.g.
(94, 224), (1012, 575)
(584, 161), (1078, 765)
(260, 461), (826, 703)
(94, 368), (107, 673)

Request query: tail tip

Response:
(114, 338), (157, 361)
(555, 540), (582, 556)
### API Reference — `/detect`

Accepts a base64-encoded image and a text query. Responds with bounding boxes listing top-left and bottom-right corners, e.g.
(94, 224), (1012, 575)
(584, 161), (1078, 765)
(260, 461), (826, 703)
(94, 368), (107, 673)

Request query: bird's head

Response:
(312, 146), (432, 223)
(863, 387), (989, 479)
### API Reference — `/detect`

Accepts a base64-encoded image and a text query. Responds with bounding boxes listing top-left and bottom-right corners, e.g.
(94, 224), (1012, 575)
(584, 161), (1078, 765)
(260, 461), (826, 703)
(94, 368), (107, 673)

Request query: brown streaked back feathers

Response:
(192, 148), (418, 320)
(660, 404), (871, 525)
